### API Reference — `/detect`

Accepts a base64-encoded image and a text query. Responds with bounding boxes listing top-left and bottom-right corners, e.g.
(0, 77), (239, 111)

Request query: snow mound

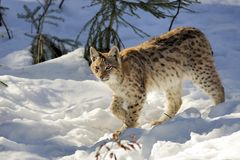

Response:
(0, 48), (93, 80)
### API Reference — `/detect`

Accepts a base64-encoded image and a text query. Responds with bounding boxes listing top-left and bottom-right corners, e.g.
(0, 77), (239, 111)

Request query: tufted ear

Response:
(108, 46), (119, 57)
(90, 47), (99, 62)
(108, 46), (121, 65)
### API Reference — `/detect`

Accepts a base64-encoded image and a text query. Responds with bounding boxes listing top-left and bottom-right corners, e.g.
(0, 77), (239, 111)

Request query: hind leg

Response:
(151, 84), (182, 126)
(191, 65), (225, 105)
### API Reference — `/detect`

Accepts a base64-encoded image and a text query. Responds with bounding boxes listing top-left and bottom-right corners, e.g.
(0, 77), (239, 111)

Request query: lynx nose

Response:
(100, 75), (106, 81)
(100, 75), (104, 80)
(100, 75), (109, 81)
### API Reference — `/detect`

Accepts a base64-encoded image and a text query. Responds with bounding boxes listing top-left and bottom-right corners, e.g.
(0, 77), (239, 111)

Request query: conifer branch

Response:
(0, 14), (11, 39)
(80, 0), (199, 63)
(0, 0), (12, 39)
(169, 0), (181, 31)
(59, 0), (65, 9)
(18, 0), (79, 64)
(0, 81), (8, 87)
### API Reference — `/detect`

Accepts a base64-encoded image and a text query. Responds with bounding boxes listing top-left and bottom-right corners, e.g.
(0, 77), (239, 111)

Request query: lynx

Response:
(90, 27), (224, 132)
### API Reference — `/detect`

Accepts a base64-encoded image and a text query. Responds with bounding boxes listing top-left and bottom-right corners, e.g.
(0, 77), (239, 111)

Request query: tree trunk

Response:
(0, 0), (2, 26)
(0, 13), (2, 26)
(106, 0), (116, 51)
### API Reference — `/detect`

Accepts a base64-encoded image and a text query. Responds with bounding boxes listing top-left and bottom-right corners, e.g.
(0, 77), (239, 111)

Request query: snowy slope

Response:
(1, 0), (240, 160)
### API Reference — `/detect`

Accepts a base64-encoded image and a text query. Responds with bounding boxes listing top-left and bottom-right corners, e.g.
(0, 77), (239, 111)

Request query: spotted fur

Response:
(90, 27), (225, 130)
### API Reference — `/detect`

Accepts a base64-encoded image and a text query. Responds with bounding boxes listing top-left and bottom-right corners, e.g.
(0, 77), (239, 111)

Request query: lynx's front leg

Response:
(110, 96), (128, 123)
(109, 96), (128, 138)
(151, 85), (182, 126)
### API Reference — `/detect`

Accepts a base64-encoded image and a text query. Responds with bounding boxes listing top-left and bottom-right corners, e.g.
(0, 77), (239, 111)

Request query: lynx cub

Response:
(90, 27), (224, 131)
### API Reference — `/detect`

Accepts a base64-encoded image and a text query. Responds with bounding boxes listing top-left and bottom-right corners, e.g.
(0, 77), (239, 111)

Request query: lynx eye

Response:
(105, 65), (112, 71)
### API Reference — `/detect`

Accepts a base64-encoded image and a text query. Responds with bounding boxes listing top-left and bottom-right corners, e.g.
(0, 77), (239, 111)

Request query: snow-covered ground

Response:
(0, 0), (240, 159)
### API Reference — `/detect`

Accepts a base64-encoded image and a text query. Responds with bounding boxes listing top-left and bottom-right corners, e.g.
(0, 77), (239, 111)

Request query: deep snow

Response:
(0, 0), (240, 160)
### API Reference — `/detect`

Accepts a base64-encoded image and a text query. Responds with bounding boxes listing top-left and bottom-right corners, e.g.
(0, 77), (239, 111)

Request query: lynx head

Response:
(90, 46), (122, 83)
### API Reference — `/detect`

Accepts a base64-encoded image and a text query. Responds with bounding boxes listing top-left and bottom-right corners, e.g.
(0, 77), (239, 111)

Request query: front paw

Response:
(112, 125), (127, 140)
(150, 120), (164, 126)
(151, 113), (173, 126)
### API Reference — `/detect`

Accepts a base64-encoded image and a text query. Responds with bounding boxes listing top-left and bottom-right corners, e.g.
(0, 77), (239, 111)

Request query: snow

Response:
(1, 0), (240, 159)
(150, 130), (240, 160)
(201, 0), (240, 6)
